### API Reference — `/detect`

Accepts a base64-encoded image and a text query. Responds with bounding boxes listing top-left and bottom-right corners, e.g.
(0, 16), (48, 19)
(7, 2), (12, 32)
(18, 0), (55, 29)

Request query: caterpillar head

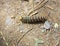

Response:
(16, 16), (23, 24)
(18, 16), (23, 20)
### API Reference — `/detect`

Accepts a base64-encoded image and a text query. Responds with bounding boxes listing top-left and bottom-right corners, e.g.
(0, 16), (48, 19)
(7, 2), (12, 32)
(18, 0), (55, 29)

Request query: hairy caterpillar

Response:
(19, 15), (48, 23)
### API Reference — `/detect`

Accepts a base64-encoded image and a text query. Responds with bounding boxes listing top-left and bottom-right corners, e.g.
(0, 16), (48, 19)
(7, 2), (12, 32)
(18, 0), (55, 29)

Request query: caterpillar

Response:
(19, 15), (48, 23)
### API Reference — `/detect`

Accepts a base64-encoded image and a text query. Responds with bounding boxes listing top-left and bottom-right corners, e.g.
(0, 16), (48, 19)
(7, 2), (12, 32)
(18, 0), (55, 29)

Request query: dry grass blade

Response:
(28, 0), (48, 16)
(17, 28), (33, 46)
(0, 31), (8, 46)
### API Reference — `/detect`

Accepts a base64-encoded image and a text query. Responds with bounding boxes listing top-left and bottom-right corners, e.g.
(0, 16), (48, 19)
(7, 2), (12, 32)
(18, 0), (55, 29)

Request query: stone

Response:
(44, 21), (51, 29)
(54, 23), (59, 28)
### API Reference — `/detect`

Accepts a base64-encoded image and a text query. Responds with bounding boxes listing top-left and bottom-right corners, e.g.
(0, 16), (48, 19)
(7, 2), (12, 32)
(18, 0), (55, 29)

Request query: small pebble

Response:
(40, 26), (46, 32)
(54, 23), (59, 28)
(11, 15), (15, 19)
(20, 30), (23, 33)
(41, 29), (46, 33)
(44, 21), (51, 29)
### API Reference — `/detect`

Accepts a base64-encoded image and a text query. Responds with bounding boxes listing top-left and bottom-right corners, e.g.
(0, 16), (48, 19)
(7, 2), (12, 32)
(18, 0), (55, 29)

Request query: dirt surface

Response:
(0, 0), (60, 46)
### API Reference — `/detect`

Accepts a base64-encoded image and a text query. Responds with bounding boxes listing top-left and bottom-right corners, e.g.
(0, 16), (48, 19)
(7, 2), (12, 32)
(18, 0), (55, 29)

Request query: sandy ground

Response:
(0, 0), (60, 46)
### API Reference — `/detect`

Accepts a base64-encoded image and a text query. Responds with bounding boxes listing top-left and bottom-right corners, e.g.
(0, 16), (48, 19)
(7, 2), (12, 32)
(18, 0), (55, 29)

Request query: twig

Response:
(0, 31), (8, 46)
(17, 28), (33, 46)
(28, 0), (48, 16)
(45, 5), (54, 10)
(55, 39), (60, 46)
